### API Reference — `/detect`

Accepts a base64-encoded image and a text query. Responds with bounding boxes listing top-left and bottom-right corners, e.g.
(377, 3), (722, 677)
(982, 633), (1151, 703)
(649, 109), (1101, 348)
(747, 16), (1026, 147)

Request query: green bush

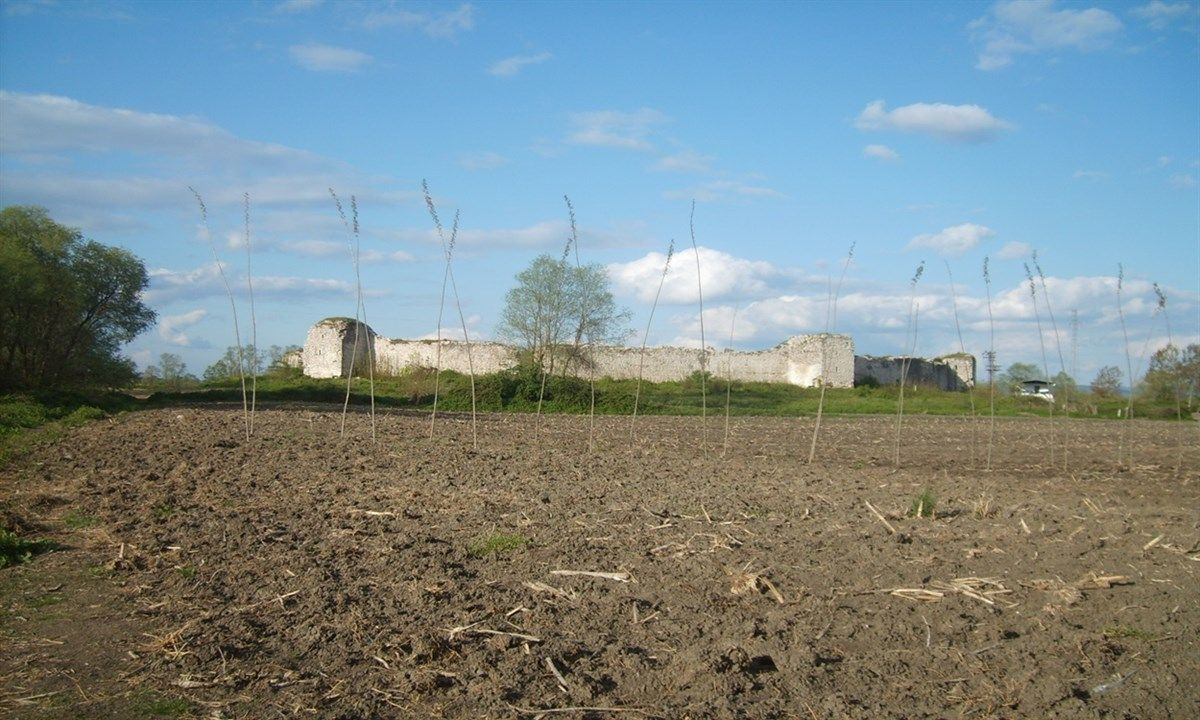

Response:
(0, 398), (48, 435)
(61, 405), (104, 427)
(1, 528), (52, 568)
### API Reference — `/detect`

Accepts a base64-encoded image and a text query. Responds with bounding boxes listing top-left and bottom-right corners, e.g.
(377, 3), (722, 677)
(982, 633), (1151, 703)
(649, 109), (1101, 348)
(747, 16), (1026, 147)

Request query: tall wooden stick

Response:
(243, 194), (258, 437)
(631, 240), (674, 453)
(808, 242), (855, 464)
(893, 261), (924, 469)
(689, 201), (708, 455)
(945, 261), (977, 468)
(723, 307), (738, 459)
(1032, 251), (1068, 469)
(1025, 261), (1054, 467)
(1116, 264), (1134, 467)
(189, 187), (249, 441)
(983, 257), (996, 471)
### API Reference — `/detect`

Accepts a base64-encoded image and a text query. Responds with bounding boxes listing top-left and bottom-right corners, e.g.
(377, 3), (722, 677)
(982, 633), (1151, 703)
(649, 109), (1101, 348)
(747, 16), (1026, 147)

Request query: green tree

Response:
(1141, 343), (1199, 408)
(203, 344), (265, 382)
(997, 362), (1042, 394)
(496, 255), (631, 373)
(0, 206), (155, 391)
(1091, 366), (1122, 398)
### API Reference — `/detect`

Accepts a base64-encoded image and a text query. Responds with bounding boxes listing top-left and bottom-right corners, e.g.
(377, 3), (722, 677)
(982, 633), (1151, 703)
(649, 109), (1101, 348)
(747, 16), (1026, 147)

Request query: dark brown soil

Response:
(2, 407), (1198, 719)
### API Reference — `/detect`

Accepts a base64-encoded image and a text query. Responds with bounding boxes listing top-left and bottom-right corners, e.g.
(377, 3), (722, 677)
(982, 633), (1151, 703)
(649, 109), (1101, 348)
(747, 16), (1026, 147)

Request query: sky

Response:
(1, 0), (1197, 386)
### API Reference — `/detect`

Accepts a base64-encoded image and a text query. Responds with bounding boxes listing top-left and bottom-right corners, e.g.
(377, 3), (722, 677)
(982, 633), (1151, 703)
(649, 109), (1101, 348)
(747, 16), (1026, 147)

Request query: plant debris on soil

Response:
(1, 407), (1197, 718)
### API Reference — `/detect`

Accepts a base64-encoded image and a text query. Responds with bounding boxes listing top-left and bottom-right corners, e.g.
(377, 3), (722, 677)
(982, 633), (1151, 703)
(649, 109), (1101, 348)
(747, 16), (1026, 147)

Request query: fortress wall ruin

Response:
(301, 318), (857, 388)
(854, 354), (975, 391)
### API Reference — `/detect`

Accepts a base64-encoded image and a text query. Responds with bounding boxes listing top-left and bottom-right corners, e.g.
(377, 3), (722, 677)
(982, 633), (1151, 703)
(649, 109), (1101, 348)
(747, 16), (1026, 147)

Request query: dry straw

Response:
(188, 187), (249, 441)
(893, 260), (924, 469)
(423, 181), (477, 449)
(631, 239), (675, 452)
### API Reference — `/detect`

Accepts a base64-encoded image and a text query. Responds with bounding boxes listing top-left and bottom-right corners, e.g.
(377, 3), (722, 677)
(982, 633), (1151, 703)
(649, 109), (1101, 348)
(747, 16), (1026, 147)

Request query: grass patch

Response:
(26, 593), (63, 608)
(133, 692), (194, 718)
(63, 509), (98, 529)
(468, 532), (529, 558)
(908, 488), (937, 519)
(0, 528), (54, 568)
(1103, 625), (1153, 640)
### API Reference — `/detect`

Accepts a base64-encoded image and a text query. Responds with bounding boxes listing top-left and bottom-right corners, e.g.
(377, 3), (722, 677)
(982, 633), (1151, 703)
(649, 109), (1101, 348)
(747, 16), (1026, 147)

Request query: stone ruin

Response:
(299, 317), (975, 390)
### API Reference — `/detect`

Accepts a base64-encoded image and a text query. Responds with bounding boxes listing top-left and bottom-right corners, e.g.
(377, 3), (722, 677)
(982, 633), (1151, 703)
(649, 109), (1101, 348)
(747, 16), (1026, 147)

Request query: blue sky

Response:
(1, 0), (1197, 384)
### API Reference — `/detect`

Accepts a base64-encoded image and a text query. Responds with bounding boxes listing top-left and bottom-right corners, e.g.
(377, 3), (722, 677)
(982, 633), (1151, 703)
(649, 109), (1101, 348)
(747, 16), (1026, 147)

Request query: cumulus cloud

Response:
(457, 151), (509, 170)
(275, 0), (322, 13)
(907, 223), (995, 256)
(1132, 1), (1196, 30)
(1072, 169), (1109, 180)
(487, 52), (551, 77)
(567, 108), (668, 151)
(361, 3), (474, 38)
(970, 0), (1122, 71)
(863, 144), (900, 161)
(145, 262), (355, 305)
(159, 309), (208, 346)
(289, 43), (371, 72)
(652, 149), (715, 173)
(856, 100), (1012, 143)
(995, 241), (1031, 260)
(663, 180), (783, 203)
(607, 247), (787, 305)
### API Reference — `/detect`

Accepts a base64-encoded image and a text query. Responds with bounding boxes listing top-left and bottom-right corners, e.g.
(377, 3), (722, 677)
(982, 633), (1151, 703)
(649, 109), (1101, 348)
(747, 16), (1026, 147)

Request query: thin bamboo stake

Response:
(631, 240), (674, 454)
(983, 257), (996, 471)
(1116, 264), (1134, 467)
(723, 307), (738, 458)
(1032, 252), (1069, 470)
(945, 261), (977, 468)
(423, 181), (476, 449)
(894, 261), (924, 469)
(1025, 261), (1054, 467)
(562, 196), (598, 452)
(1153, 284), (1185, 475)
(535, 222), (575, 443)
(809, 242), (855, 464)
(188, 187), (249, 441)
(689, 201), (708, 455)
(243, 193), (257, 437)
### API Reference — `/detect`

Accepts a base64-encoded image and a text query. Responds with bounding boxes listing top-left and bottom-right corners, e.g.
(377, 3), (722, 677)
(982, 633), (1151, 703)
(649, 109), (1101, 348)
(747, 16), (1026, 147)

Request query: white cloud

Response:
(863, 144), (900, 162)
(1132, 1), (1196, 30)
(457, 151), (509, 170)
(145, 262), (355, 305)
(159, 309), (208, 346)
(362, 3), (474, 39)
(275, 0), (322, 13)
(289, 43), (371, 72)
(1072, 169), (1109, 180)
(907, 223), (995, 256)
(607, 247), (786, 305)
(652, 149), (715, 173)
(995, 241), (1031, 260)
(856, 100), (1012, 143)
(663, 180), (783, 203)
(487, 52), (551, 77)
(1169, 173), (1198, 188)
(567, 108), (668, 151)
(970, 0), (1122, 71)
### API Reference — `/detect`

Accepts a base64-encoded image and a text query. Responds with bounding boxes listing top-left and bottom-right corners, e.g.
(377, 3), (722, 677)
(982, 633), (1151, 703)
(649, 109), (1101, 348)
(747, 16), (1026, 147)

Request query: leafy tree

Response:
(0, 206), (154, 391)
(142, 353), (198, 392)
(1141, 343), (1199, 408)
(203, 345), (264, 382)
(496, 255), (631, 373)
(997, 362), (1042, 394)
(1091, 366), (1122, 398)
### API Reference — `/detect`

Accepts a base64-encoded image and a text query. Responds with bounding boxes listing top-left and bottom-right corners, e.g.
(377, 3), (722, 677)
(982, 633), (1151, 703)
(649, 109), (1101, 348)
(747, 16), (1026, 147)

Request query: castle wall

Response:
(301, 318), (857, 388)
(854, 354), (975, 391)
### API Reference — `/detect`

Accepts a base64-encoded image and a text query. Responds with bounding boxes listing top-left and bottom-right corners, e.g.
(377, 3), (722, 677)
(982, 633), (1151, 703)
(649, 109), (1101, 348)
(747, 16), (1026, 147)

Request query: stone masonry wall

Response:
(301, 318), (856, 388)
(854, 354), (975, 391)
